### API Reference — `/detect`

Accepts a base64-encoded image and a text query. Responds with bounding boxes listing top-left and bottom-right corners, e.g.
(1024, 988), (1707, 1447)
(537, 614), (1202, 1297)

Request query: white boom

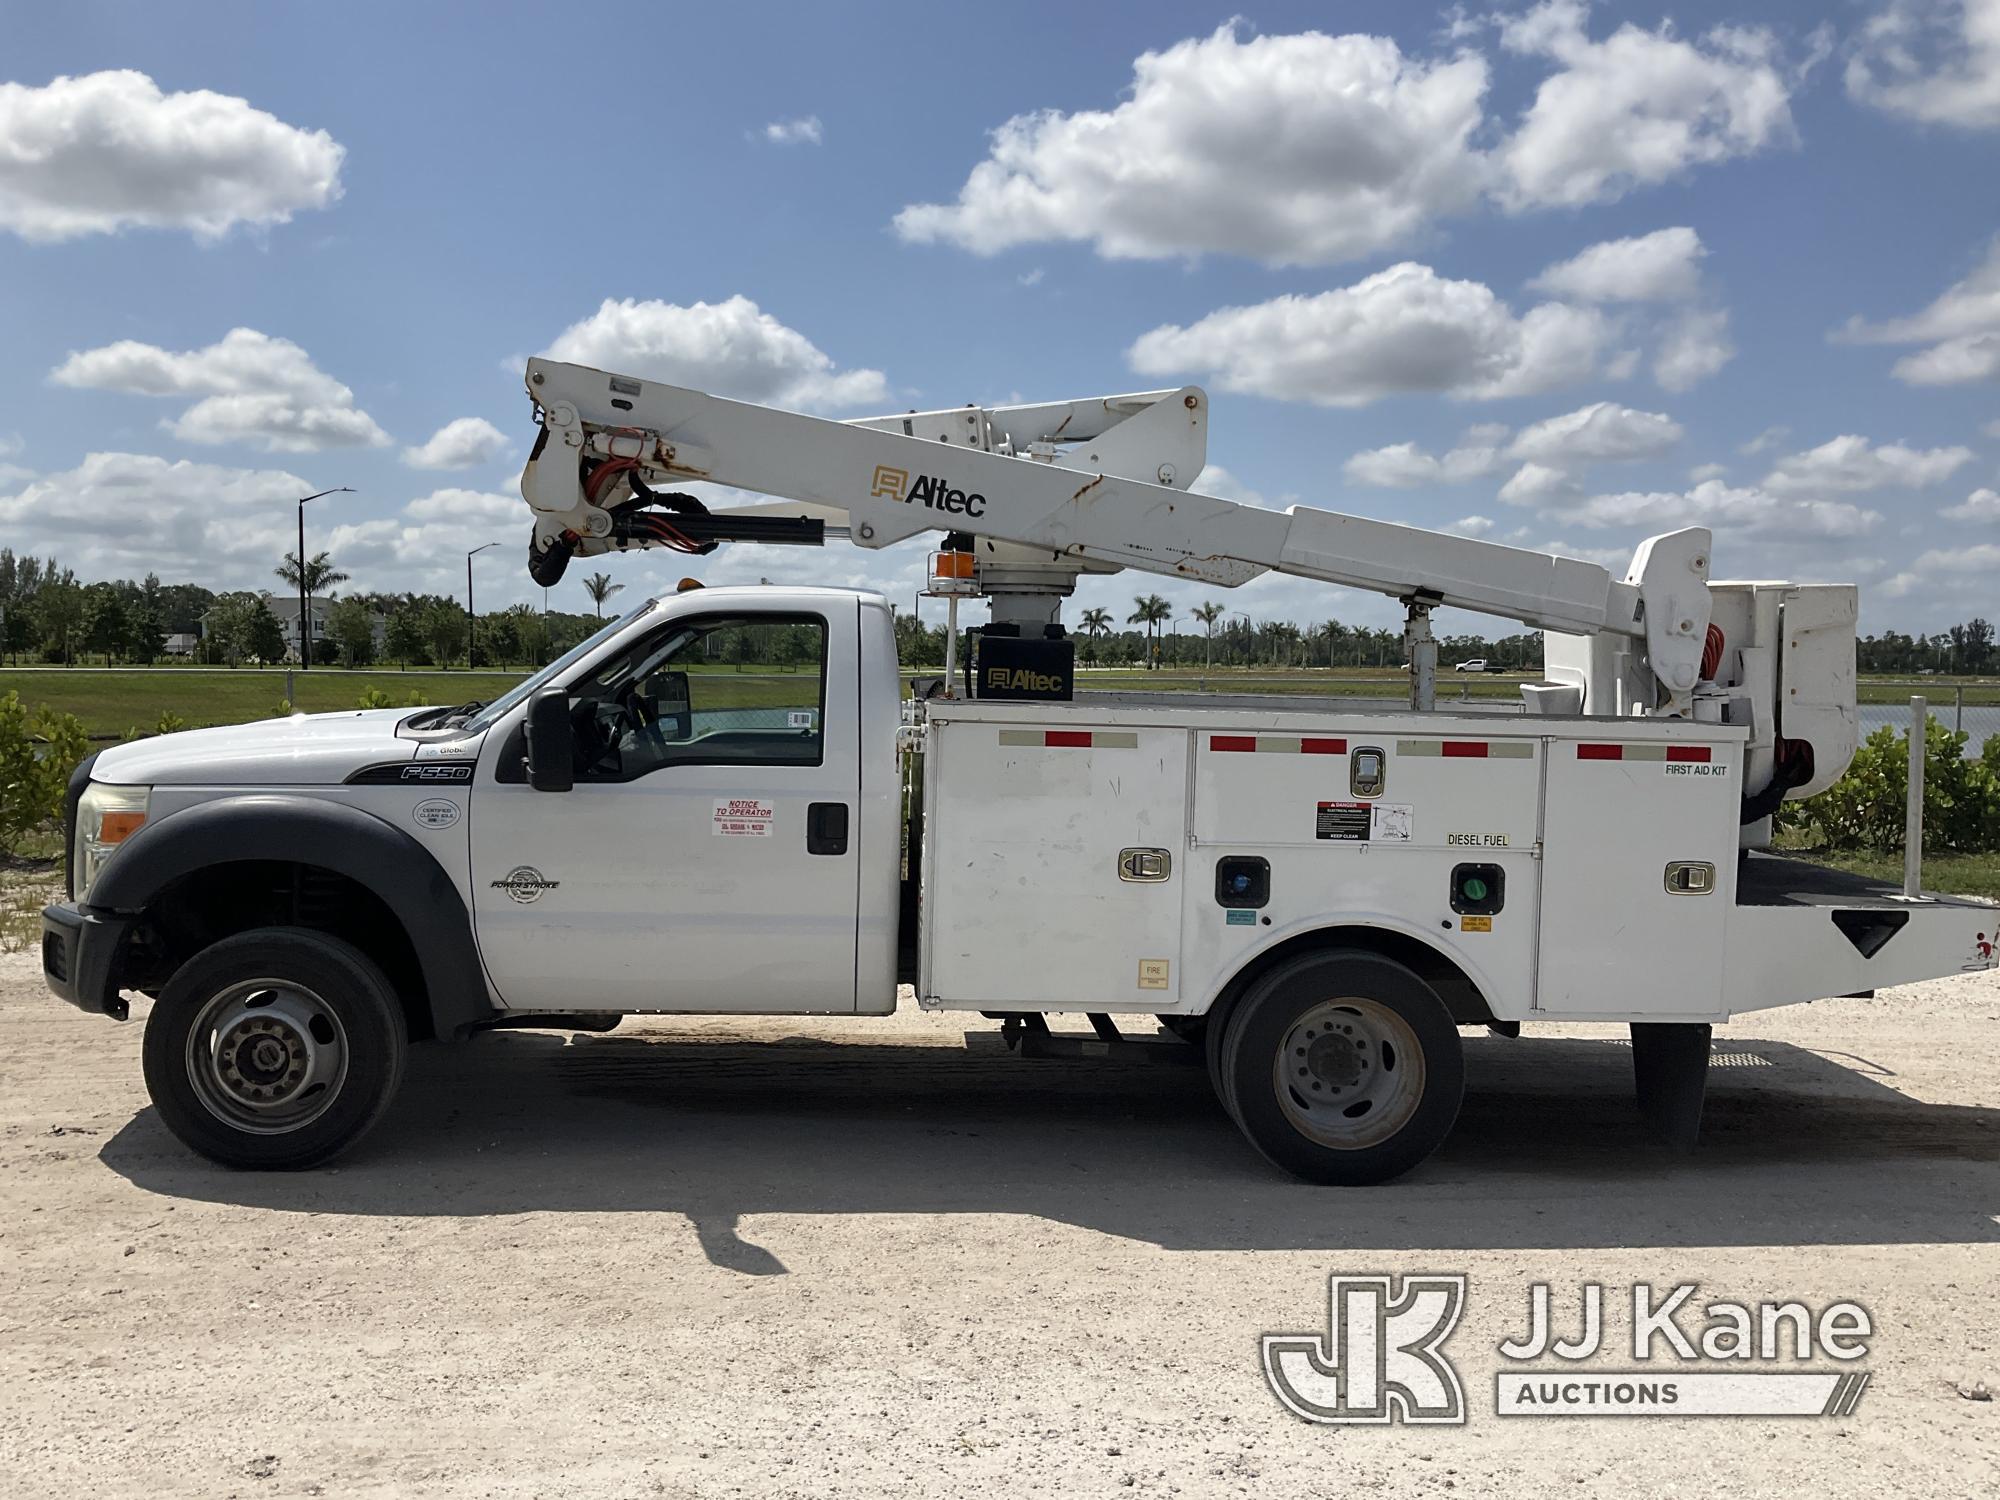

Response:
(519, 358), (1716, 713)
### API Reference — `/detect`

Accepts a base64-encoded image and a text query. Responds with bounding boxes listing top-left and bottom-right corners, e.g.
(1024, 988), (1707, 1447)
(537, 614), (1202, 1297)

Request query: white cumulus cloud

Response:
(762, 116), (823, 146)
(1493, 2), (1798, 208)
(542, 296), (889, 412)
(893, 23), (1490, 267)
(1835, 234), (2000, 385)
(1530, 226), (1707, 302)
(1346, 402), (1677, 495)
(1498, 462), (1584, 507)
(1761, 434), (1973, 494)
(0, 70), (343, 242)
(0, 451), (318, 584)
(1847, 0), (2000, 130)
(1508, 401), (1684, 463)
(1550, 479), (1880, 539)
(49, 328), (389, 452)
(1943, 486), (2000, 519)
(1653, 307), (1736, 391)
(1128, 263), (1606, 407)
(403, 417), (509, 471)
(1344, 428), (1510, 488)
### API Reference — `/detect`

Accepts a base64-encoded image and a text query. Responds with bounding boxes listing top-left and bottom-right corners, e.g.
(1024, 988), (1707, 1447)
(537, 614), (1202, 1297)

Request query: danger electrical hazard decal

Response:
(1316, 802), (1414, 842)
(1317, 802), (1370, 841)
(713, 798), (776, 837)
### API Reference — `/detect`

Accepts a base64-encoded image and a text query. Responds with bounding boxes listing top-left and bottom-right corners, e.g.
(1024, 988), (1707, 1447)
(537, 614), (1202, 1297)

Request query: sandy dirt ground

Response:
(2, 949), (1996, 1499)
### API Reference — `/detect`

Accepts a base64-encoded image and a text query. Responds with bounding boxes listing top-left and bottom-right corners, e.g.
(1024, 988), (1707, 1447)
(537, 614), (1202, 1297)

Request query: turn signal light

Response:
(98, 810), (147, 844)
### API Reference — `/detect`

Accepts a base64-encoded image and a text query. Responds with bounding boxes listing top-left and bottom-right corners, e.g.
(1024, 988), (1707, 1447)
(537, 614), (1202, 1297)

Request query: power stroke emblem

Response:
(869, 464), (986, 518)
(491, 867), (559, 904)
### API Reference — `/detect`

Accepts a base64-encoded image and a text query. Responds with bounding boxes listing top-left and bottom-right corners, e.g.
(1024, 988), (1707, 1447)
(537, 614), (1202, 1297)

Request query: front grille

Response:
(43, 929), (68, 984)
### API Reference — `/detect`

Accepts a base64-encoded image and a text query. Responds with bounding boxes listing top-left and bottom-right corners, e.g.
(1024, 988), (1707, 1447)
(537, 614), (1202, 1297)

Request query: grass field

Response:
(7, 663), (1996, 738)
(0, 668), (530, 737)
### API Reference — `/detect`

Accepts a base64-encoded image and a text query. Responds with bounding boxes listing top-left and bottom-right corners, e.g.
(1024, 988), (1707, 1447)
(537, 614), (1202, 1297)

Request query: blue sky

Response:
(3, 0), (1997, 639)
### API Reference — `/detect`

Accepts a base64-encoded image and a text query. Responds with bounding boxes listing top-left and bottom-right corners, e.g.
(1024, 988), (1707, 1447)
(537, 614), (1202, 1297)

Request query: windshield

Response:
(461, 600), (656, 732)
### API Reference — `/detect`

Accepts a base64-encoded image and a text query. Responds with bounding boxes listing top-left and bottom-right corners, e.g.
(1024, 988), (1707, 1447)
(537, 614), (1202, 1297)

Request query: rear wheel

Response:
(1218, 949), (1463, 1184)
(142, 927), (407, 1170)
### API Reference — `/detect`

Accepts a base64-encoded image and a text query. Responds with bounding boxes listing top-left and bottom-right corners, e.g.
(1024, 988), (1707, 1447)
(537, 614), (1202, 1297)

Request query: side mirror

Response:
(524, 685), (574, 792)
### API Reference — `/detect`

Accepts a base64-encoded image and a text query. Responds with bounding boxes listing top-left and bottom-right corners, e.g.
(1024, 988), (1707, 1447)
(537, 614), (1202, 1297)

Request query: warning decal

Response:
(1316, 801), (1371, 841)
(712, 798), (776, 837)
(1371, 803), (1414, 842)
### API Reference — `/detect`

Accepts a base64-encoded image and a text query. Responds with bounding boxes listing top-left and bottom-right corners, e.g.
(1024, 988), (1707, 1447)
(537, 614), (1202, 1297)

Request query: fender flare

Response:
(89, 794), (495, 1038)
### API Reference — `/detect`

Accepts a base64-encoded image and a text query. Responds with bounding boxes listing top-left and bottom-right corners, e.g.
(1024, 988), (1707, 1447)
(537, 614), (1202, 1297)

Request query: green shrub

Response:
(0, 691), (89, 852)
(1779, 718), (2000, 853)
(272, 699), (294, 717)
(357, 688), (394, 709)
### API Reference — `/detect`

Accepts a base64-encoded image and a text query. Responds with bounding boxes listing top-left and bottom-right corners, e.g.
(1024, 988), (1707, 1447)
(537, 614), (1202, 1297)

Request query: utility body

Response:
(40, 362), (1998, 1183)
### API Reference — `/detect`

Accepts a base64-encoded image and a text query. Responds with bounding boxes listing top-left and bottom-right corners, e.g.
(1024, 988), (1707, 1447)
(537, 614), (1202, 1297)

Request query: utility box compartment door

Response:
(925, 722), (1188, 1007)
(1536, 738), (1739, 1018)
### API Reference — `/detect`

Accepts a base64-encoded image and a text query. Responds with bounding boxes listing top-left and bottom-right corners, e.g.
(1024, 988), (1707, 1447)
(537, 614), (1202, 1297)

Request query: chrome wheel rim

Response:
(1272, 997), (1425, 1150)
(185, 980), (348, 1134)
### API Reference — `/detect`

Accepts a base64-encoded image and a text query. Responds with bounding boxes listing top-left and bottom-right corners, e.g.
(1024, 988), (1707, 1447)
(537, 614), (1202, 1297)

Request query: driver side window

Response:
(572, 614), (827, 782)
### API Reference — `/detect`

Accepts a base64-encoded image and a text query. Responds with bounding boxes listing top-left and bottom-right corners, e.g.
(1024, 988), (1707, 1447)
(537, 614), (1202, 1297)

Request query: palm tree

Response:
(1127, 594), (1171, 670)
(583, 572), (625, 618)
(275, 550), (349, 596)
(1078, 607), (1112, 667)
(1193, 602), (1224, 682)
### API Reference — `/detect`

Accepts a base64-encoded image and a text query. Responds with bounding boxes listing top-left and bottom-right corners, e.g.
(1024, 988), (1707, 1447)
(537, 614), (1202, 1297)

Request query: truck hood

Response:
(89, 709), (483, 786)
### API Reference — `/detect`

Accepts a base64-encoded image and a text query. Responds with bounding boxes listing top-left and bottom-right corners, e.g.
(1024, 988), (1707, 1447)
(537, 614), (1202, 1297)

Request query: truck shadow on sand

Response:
(99, 1029), (2000, 1274)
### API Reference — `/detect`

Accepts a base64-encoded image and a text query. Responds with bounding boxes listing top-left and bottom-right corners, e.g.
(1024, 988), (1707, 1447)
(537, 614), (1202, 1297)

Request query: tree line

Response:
(7, 547), (1996, 677)
(0, 549), (614, 669)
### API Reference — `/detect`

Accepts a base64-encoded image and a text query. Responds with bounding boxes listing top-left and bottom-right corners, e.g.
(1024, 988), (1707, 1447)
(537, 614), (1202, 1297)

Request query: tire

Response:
(142, 927), (408, 1170)
(1219, 949), (1463, 1185)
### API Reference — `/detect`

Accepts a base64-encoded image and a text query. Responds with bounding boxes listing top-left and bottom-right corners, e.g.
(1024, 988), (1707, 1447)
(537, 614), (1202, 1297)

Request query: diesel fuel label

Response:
(1449, 833), (1510, 847)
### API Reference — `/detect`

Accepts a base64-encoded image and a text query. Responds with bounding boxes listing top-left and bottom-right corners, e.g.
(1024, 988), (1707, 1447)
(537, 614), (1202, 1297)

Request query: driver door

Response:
(470, 604), (861, 1013)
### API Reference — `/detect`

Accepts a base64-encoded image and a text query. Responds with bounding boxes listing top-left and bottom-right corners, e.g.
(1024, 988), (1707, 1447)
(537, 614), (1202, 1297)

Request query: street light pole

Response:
(294, 486), (352, 670)
(466, 541), (499, 669)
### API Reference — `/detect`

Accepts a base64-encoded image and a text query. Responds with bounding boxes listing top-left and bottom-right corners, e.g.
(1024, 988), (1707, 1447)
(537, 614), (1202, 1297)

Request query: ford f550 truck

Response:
(40, 364), (1998, 1184)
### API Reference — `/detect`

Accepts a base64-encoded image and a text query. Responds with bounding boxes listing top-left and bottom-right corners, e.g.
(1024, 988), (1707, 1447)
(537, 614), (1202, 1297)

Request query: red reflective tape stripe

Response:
(1441, 741), (1488, 758)
(1210, 735), (1257, 752)
(1300, 737), (1347, 755)
(1045, 730), (1091, 748)
(1576, 743), (1623, 760)
(1667, 745), (1711, 763)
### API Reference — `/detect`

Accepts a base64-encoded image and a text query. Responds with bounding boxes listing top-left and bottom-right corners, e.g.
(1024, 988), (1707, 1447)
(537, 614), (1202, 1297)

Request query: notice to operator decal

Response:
(713, 798), (776, 837)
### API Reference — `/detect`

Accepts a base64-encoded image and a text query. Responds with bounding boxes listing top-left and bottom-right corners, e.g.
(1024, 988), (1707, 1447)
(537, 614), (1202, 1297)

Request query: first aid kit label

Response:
(713, 798), (775, 836)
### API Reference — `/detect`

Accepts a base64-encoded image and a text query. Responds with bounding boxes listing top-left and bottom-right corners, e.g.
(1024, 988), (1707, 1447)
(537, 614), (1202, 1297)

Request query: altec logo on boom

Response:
(870, 464), (987, 518)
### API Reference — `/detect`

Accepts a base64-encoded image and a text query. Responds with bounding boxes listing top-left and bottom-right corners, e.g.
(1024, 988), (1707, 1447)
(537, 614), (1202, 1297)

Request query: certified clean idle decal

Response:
(491, 867), (559, 903)
(412, 799), (461, 830)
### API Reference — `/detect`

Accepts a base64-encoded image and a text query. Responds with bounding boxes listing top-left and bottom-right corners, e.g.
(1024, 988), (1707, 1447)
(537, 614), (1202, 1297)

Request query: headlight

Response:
(74, 782), (149, 902)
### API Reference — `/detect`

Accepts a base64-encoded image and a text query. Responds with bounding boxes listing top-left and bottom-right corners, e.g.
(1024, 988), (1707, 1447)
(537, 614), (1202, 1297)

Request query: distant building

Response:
(265, 594), (334, 663)
(162, 632), (199, 657)
(264, 593), (387, 662)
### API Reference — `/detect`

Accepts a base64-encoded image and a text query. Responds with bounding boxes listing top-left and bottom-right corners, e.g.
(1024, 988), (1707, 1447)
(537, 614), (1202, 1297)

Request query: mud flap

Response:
(1630, 1022), (1711, 1151)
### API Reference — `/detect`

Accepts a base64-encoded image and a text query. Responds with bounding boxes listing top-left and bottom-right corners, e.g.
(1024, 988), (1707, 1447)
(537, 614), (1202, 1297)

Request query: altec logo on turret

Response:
(870, 464), (987, 518)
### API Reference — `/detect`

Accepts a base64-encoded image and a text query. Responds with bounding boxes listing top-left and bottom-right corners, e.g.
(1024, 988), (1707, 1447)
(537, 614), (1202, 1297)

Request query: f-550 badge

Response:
(492, 867), (559, 903)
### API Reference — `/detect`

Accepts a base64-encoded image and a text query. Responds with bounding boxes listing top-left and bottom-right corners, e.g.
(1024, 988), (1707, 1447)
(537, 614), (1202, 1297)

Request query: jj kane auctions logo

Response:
(870, 464), (986, 518)
(1265, 1275), (1872, 1423)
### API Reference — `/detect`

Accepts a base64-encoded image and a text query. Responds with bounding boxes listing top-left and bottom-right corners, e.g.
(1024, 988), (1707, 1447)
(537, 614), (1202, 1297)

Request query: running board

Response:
(990, 1013), (1202, 1066)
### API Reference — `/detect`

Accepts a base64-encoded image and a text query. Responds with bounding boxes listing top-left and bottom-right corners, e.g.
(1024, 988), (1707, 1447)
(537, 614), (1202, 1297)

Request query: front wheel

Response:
(1218, 949), (1463, 1185)
(142, 927), (408, 1169)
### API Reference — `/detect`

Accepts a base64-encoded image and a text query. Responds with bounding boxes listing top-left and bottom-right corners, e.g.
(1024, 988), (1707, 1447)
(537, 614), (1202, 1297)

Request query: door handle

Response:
(807, 802), (849, 856)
